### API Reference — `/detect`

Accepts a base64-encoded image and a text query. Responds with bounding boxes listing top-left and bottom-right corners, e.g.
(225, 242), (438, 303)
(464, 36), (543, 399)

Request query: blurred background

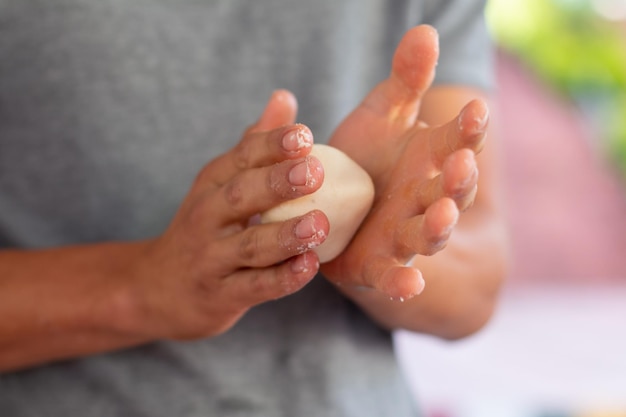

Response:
(396, 0), (626, 416)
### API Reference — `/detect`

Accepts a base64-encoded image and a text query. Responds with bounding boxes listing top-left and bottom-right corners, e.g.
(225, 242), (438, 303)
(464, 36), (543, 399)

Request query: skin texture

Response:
(322, 26), (509, 337)
(0, 108), (329, 370)
(0, 25), (508, 372)
(260, 144), (375, 263)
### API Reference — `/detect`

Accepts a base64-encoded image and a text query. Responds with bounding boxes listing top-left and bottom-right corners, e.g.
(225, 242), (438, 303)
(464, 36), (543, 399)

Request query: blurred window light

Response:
(486, 0), (626, 180)
(486, 0), (547, 48)
(554, 0), (588, 10)
(590, 0), (626, 21)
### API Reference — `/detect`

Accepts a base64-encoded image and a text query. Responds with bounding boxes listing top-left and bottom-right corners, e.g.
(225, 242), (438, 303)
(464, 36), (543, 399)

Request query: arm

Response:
(337, 86), (509, 339)
(0, 242), (154, 371)
(0, 91), (329, 372)
(321, 26), (509, 339)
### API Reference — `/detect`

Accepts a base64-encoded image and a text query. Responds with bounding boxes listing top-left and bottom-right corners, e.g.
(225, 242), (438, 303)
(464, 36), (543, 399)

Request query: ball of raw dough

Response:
(261, 144), (375, 262)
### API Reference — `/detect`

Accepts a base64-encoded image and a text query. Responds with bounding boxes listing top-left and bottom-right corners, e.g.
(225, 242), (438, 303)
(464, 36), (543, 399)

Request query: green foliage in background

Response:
(487, 0), (626, 179)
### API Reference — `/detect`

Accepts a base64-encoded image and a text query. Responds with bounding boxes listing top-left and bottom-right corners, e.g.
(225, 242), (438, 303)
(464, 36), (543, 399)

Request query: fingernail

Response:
(295, 215), (317, 239)
(475, 105), (490, 130)
(291, 255), (316, 273)
(282, 126), (312, 152)
(455, 166), (479, 197)
(430, 217), (457, 252)
(460, 103), (489, 136)
(288, 160), (310, 186)
(439, 217), (457, 241)
(457, 106), (467, 132)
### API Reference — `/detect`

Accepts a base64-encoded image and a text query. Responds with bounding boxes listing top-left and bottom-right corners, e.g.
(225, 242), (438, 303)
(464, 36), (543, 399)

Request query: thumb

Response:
(360, 25), (439, 128)
(252, 89), (299, 132)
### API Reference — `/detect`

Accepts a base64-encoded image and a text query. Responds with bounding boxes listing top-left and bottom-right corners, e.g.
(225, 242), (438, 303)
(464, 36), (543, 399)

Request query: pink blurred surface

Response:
(498, 52), (626, 285)
(395, 52), (626, 416)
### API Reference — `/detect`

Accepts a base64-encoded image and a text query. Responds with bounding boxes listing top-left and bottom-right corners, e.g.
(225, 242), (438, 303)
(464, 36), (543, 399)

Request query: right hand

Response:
(128, 91), (329, 340)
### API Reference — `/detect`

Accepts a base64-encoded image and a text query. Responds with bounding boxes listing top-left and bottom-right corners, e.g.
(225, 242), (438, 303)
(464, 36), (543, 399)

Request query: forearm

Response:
(0, 241), (150, 372)
(0, 121), (329, 372)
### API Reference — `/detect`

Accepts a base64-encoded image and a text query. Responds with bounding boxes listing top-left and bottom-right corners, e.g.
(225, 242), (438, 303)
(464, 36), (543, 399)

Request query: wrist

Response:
(97, 239), (163, 342)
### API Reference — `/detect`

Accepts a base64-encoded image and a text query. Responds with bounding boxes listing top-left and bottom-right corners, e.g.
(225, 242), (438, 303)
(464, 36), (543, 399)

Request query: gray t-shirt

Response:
(0, 1), (492, 416)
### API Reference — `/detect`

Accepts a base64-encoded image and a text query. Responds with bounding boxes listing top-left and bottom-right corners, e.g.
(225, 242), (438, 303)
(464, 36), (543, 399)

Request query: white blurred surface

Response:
(395, 284), (626, 417)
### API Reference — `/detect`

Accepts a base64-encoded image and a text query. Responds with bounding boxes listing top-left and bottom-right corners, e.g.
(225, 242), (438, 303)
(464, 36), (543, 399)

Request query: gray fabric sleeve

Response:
(422, 0), (495, 91)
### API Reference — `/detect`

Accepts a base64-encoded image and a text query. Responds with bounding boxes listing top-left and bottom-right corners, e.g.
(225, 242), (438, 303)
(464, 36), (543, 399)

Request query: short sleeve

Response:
(422, 0), (495, 91)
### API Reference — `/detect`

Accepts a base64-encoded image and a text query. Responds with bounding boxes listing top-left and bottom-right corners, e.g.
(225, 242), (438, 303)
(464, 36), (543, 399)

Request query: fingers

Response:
(210, 155), (324, 223)
(428, 99), (489, 168)
(360, 25), (439, 127)
(395, 197), (459, 258)
(443, 149), (479, 212)
(353, 198), (458, 301)
(223, 251), (320, 307)
(391, 25), (439, 100)
(214, 210), (329, 271)
(361, 256), (426, 301)
(252, 89), (298, 132)
(202, 124), (314, 187)
(416, 148), (479, 213)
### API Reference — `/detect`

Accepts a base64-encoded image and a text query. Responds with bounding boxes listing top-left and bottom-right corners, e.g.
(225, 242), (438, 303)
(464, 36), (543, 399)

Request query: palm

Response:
(321, 26), (488, 299)
(323, 98), (437, 297)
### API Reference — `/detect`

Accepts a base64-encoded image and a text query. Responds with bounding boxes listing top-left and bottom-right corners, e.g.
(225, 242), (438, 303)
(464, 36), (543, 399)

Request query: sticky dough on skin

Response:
(261, 144), (375, 262)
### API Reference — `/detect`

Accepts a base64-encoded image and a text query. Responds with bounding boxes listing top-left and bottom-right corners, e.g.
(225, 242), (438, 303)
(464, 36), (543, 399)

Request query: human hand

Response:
(322, 26), (489, 301)
(129, 91), (329, 340)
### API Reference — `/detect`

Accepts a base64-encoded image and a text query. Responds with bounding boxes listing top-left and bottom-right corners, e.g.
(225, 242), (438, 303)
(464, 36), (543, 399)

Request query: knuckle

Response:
(224, 178), (245, 211)
(193, 273), (218, 298)
(233, 140), (252, 170)
(238, 227), (262, 262)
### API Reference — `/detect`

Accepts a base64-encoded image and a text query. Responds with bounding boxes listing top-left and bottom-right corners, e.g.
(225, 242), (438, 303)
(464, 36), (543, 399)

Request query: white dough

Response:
(260, 144), (375, 262)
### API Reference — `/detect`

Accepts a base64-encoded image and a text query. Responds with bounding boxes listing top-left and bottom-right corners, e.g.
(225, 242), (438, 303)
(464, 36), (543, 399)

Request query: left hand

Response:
(321, 25), (489, 301)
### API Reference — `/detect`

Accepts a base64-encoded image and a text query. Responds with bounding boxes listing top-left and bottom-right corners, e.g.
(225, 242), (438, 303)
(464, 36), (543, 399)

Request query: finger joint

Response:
(238, 228), (263, 263)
